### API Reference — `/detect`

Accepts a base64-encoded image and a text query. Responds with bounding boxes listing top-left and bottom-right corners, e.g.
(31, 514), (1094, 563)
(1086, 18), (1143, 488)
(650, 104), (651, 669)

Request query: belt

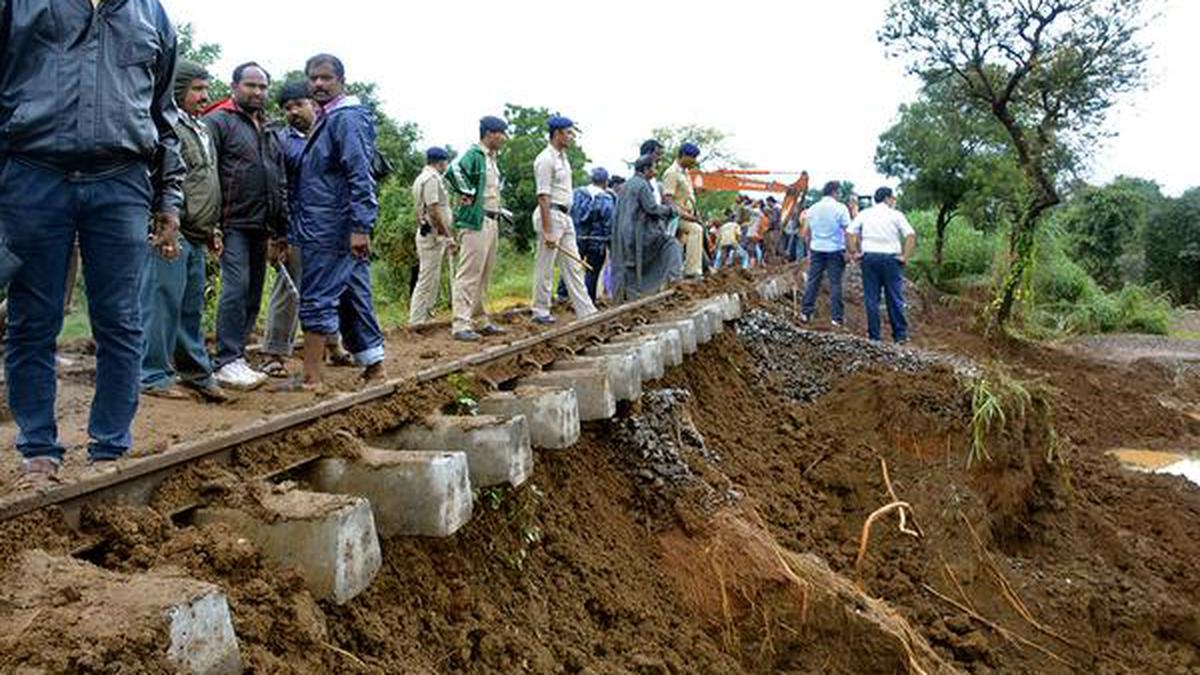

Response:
(484, 210), (503, 220)
(551, 203), (570, 215)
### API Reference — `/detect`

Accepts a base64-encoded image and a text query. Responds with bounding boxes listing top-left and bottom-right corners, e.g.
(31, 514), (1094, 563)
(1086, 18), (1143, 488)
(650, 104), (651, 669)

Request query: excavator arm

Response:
(687, 169), (810, 224)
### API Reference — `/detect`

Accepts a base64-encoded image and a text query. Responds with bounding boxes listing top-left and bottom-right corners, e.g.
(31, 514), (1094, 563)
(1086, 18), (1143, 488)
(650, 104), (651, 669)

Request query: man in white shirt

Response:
(799, 181), (852, 327)
(848, 187), (917, 343)
(530, 116), (596, 324)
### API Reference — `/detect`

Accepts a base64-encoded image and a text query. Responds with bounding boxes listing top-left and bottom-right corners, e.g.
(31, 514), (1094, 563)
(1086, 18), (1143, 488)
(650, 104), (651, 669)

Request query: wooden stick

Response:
(922, 584), (1077, 670)
(549, 241), (593, 272)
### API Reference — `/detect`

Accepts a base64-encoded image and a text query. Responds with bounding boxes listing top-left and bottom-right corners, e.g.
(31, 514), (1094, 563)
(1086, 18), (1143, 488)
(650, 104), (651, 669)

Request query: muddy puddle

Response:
(1109, 448), (1200, 486)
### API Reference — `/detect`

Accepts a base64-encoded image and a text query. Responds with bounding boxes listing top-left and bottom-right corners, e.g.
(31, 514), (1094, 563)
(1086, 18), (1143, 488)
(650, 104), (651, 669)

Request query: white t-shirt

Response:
(850, 203), (915, 255)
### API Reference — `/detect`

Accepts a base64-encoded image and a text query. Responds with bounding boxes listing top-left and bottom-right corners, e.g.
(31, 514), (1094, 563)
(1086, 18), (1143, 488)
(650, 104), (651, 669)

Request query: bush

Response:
(372, 177), (418, 303)
(1015, 218), (1173, 336)
(1112, 284), (1172, 334)
(1032, 253), (1097, 306)
(907, 209), (1002, 289)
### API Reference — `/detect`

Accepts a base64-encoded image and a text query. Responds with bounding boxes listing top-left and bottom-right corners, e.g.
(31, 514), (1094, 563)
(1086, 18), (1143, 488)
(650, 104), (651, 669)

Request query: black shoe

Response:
(479, 324), (506, 336)
(453, 329), (482, 342)
(186, 380), (232, 403)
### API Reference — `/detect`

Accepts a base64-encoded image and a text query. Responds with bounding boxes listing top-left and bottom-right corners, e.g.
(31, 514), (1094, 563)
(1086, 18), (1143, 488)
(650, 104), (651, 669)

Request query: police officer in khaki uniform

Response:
(530, 116), (596, 324)
(409, 146), (456, 325)
(661, 142), (705, 278)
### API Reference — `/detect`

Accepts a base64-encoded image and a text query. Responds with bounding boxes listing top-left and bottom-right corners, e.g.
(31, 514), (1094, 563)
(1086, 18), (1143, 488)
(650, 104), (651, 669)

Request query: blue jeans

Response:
(140, 237), (216, 391)
(861, 253), (908, 342)
(713, 244), (744, 270)
(215, 228), (268, 369)
(298, 246), (385, 366)
(801, 250), (846, 322)
(0, 158), (151, 462)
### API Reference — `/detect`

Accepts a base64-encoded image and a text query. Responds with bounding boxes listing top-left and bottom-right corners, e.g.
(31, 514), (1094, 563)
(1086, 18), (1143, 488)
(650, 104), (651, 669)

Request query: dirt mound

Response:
(10, 272), (1200, 673)
(737, 308), (977, 403)
(664, 309), (1200, 673)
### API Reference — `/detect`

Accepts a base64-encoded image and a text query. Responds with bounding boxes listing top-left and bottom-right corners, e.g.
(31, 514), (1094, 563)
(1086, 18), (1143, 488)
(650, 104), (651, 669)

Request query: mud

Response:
(4, 269), (1200, 673)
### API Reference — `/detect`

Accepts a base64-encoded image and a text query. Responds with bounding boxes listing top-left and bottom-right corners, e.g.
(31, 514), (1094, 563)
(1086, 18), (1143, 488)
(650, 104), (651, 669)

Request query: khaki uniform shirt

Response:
(661, 161), (696, 212)
(412, 165), (452, 231)
(483, 149), (501, 212)
(533, 144), (573, 207)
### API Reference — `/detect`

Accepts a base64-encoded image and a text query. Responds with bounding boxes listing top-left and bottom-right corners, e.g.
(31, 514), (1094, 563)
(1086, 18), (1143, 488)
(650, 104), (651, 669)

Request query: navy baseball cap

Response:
(548, 115), (574, 133)
(479, 115), (508, 136)
(426, 146), (450, 162)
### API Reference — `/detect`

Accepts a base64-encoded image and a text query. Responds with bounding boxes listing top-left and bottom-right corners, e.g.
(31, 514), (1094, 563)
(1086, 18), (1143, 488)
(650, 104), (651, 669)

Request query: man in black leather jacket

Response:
(205, 62), (288, 391)
(0, 0), (184, 486)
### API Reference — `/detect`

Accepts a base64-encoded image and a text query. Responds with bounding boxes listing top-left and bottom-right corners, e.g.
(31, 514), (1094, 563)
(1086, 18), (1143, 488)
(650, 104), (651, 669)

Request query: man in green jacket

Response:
(138, 60), (228, 402)
(445, 115), (509, 341)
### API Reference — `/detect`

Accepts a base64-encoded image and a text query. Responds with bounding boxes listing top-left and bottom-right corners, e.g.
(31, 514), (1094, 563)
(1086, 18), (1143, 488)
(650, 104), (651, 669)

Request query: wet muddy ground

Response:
(3, 268), (1200, 673)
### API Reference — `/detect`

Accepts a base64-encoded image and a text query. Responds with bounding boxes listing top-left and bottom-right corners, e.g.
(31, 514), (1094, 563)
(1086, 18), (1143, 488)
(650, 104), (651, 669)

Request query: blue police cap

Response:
(548, 115), (574, 133)
(426, 146), (450, 162)
(591, 167), (609, 183)
(479, 116), (508, 136)
(679, 142), (701, 158)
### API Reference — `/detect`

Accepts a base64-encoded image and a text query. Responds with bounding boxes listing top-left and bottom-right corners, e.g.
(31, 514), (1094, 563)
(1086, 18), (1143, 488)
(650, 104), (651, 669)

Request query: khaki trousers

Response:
(451, 218), (499, 334)
(531, 210), (595, 320)
(680, 220), (704, 276)
(408, 229), (449, 324)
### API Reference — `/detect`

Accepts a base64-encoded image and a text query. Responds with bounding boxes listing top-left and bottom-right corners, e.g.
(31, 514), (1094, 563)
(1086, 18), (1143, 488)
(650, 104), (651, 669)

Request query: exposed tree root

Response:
(921, 584), (1076, 669)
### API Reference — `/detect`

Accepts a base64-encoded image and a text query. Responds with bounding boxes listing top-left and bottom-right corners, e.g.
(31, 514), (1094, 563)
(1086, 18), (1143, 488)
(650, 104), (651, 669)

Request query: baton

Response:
(548, 240), (594, 272)
(276, 261), (300, 299)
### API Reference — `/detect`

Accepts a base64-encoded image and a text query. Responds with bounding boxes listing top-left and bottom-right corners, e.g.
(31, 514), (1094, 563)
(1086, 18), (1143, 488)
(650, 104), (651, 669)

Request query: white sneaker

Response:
(215, 359), (267, 391)
(236, 359), (268, 388)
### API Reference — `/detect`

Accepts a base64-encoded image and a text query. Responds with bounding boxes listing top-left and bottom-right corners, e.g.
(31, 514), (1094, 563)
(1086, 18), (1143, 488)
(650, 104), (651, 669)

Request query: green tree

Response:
(497, 104), (590, 252)
(1059, 180), (1158, 289)
(876, 77), (1021, 267)
(880, 0), (1152, 325)
(649, 125), (744, 172)
(1144, 189), (1200, 306)
(649, 125), (745, 220)
(176, 24), (228, 100)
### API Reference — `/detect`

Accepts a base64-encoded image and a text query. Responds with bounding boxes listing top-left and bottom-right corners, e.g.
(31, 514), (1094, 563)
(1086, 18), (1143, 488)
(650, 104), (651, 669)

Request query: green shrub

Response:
(1112, 285), (1172, 334)
(1033, 254), (1097, 306)
(907, 209), (1002, 289)
(372, 177), (418, 302)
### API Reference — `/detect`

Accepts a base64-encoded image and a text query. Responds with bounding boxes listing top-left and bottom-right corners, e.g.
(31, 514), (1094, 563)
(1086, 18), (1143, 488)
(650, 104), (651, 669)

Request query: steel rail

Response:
(0, 289), (679, 524)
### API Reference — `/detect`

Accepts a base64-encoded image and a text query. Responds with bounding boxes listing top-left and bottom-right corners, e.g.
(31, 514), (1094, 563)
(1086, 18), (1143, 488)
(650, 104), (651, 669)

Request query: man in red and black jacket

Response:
(205, 62), (289, 390)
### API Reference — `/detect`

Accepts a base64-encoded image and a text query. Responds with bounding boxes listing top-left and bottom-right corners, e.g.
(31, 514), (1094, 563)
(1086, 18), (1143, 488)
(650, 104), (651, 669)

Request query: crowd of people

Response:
(0, 0), (916, 486)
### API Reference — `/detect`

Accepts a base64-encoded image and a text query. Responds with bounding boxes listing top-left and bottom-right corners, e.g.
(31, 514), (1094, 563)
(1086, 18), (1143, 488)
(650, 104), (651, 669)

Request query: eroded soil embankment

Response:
(5, 287), (1200, 673)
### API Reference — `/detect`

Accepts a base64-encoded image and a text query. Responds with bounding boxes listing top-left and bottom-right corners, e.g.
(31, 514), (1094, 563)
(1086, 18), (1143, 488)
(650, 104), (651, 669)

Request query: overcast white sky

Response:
(161, 0), (1197, 196)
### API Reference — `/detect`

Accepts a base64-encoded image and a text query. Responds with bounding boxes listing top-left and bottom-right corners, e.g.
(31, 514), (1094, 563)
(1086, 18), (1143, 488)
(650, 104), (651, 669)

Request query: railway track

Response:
(0, 286), (700, 527)
(0, 272), (801, 673)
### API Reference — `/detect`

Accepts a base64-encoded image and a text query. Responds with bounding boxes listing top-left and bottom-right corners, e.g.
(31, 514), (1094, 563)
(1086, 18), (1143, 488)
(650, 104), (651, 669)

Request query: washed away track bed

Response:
(4, 269), (1200, 673)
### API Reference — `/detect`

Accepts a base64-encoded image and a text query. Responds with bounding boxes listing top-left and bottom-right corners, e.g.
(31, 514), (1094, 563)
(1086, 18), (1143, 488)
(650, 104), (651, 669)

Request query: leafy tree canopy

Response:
(879, 0), (1153, 324)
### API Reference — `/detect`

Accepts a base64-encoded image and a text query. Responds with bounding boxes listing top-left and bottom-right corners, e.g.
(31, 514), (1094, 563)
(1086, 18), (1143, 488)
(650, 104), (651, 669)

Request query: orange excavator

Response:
(687, 168), (811, 224)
